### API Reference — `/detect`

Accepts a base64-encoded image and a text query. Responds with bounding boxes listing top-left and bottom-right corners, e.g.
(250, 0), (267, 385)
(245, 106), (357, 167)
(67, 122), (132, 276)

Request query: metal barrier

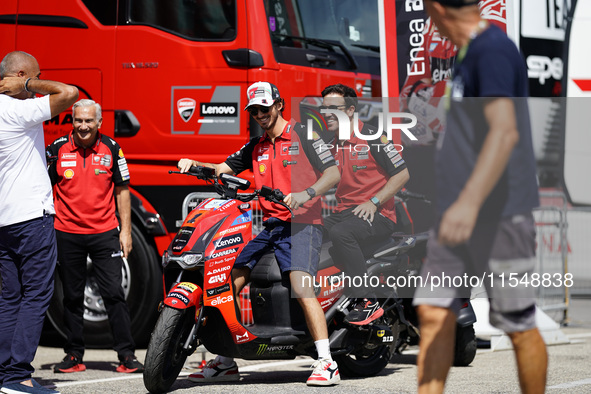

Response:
(533, 191), (569, 324)
(564, 206), (591, 297)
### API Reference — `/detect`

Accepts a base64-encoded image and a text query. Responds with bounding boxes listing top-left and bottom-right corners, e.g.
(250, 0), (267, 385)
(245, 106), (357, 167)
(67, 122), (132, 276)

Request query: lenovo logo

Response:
(200, 103), (238, 117)
(215, 234), (244, 249)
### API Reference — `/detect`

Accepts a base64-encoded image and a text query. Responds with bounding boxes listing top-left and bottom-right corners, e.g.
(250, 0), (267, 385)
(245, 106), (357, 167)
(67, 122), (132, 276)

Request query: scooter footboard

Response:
(163, 281), (203, 309)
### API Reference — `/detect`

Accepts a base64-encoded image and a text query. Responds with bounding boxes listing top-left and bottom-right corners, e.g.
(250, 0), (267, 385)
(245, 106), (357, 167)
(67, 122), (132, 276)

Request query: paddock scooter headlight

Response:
(181, 253), (203, 267)
(161, 251), (204, 270)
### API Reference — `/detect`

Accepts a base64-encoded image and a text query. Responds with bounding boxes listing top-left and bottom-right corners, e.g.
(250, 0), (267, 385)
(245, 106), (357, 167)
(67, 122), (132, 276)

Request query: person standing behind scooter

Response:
(321, 84), (410, 325)
(178, 81), (341, 386)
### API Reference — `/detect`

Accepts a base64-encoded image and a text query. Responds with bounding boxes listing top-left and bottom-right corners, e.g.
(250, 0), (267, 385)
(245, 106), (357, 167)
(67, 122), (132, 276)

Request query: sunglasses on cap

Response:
(247, 105), (272, 116)
(318, 104), (348, 111)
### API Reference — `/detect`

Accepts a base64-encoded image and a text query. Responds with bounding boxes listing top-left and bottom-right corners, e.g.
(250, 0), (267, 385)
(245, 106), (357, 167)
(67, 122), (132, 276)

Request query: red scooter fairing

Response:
(163, 282), (203, 310)
(162, 197), (256, 343)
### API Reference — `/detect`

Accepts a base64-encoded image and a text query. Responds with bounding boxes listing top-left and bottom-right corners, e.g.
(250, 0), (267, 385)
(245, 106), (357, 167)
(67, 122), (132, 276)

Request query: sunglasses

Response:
(318, 104), (348, 111)
(247, 106), (272, 116)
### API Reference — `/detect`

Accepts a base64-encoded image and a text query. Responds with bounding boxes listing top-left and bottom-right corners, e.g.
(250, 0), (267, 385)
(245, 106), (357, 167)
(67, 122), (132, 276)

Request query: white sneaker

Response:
(306, 358), (340, 386)
(187, 356), (240, 382)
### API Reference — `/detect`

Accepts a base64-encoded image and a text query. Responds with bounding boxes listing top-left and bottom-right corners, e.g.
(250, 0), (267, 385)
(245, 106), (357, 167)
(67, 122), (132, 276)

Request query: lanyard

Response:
(444, 20), (489, 111)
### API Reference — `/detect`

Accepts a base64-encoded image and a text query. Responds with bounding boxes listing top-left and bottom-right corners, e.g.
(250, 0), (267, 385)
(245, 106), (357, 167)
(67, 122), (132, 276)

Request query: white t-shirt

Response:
(0, 94), (54, 227)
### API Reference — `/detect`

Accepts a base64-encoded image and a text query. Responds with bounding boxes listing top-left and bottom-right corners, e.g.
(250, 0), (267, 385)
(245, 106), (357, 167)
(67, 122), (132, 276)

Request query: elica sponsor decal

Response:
(210, 295), (233, 306)
(208, 273), (227, 284)
(214, 234), (244, 250)
(206, 283), (231, 297)
(209, 248), (238, 259)
(169, 292), (189, 304)
(200, 103), (238, 117)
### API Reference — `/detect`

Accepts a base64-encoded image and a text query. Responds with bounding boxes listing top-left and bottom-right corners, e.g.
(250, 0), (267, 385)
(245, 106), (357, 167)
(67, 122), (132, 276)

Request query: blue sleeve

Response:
(475, 41), (523, 97)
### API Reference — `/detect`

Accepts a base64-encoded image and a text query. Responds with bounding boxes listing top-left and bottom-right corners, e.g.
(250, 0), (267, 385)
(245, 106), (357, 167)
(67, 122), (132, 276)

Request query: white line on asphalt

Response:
(52, 359), (313, 388)
(548, 378), (591, 389)
(566, 332), (591, 339)
(240, 359), (311, 372)
(54, 375), (143, 388)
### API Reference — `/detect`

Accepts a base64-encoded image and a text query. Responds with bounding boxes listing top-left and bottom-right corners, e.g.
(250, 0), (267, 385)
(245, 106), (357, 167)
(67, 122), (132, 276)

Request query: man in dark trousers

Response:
(413, 1), (547, 393)
(0, 50), (78, 394)
(320, 83), (410, 325)
(47, 99), (143, 374)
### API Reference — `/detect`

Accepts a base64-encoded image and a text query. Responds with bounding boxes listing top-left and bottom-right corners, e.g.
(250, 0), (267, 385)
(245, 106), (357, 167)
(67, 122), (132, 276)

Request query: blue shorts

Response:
(234, 218), (322, 277)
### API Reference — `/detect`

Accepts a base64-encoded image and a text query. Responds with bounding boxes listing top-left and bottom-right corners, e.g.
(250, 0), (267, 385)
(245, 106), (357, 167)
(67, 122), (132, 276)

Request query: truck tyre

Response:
(453, 324), (477, 366)
(144, 306), (195, 394)
(47, 223), (162, 348)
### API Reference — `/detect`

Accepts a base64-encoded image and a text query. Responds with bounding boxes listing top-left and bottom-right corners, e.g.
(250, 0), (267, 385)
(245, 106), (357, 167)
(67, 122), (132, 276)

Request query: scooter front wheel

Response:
(143, 306), (196, 393)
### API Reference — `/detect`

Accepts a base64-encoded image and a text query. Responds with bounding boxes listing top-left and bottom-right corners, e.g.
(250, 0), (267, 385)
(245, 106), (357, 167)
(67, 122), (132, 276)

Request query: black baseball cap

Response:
(430, 0), (480, 7)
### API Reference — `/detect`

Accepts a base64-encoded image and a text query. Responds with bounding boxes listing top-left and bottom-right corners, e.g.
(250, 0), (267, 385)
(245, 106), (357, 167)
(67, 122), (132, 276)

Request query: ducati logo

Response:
(177, 98), (196, 122)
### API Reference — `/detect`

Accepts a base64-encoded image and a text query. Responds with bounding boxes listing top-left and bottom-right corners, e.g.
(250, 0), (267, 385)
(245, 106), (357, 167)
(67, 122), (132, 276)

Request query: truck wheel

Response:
(47, 224), (162, 348)
(143, 306), (195, 394)
(453, 324), (477, 366)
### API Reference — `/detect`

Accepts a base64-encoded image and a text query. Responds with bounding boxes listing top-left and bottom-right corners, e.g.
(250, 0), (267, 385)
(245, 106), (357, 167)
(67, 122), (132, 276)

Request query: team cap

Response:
(244, 82), (281, 110)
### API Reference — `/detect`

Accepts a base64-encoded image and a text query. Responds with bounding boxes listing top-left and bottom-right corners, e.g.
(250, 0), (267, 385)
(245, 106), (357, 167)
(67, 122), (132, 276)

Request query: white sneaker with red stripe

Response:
(306, 358), (340, 386)
(187, 356), (240, 382)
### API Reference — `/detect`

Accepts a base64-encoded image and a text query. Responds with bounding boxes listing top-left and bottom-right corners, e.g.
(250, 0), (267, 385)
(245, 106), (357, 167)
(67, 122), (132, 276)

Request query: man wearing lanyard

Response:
(413, 1), (547, 393)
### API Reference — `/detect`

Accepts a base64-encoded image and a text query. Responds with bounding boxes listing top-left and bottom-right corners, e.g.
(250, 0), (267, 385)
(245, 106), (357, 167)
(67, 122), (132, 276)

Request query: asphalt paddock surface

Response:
(23, 298), (591, 393)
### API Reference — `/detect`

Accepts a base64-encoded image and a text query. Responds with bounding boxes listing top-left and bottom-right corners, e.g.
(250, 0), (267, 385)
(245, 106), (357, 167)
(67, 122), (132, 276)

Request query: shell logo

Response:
(380, 135), (389, 145)
(64, 169), (75, 179)
(118, 148), (125, 158)
(312, 131), (320, 140)
(258, 163), (267, 174)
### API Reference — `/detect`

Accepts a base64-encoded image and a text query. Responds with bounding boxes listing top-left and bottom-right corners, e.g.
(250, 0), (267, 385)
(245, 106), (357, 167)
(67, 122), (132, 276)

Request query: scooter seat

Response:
(250, 252), (283, 283)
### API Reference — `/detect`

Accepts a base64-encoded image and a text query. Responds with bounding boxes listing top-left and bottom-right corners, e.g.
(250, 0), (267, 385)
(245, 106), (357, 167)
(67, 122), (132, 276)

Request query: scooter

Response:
(384, 191), (478, 367)
(143, 166), (475, 393)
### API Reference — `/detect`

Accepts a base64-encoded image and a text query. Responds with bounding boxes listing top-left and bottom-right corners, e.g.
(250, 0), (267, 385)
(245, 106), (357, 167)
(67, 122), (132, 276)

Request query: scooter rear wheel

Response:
(143, 306), (196, 393)
(453, 324), (477, 366)
(334, 309), (400, 377)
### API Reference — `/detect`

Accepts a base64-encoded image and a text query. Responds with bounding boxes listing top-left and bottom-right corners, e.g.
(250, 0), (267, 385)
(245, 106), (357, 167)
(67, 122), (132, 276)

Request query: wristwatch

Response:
(306, 187), (317, 198)
(370, 196), (380, 207)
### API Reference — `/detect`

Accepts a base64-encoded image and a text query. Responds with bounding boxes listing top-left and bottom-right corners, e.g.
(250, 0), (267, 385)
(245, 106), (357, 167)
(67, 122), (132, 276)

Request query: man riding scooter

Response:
(177, 81), (341, 386)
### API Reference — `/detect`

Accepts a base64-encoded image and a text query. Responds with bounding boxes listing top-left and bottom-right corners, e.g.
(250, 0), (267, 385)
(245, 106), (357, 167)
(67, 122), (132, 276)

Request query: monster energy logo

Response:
(352, 165), (367, 172)
(282, 160), (297, 167)
(256, 344), (293, 356)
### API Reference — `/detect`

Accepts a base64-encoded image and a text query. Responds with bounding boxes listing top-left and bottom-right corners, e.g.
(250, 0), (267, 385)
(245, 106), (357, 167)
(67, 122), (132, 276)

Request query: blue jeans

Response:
(0, 213), (57, 385)
(234, 218), (323, 276)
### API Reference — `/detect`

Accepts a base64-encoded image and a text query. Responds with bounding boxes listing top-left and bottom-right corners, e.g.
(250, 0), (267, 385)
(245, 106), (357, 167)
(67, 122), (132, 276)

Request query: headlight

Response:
(162, 251), (204, 270)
